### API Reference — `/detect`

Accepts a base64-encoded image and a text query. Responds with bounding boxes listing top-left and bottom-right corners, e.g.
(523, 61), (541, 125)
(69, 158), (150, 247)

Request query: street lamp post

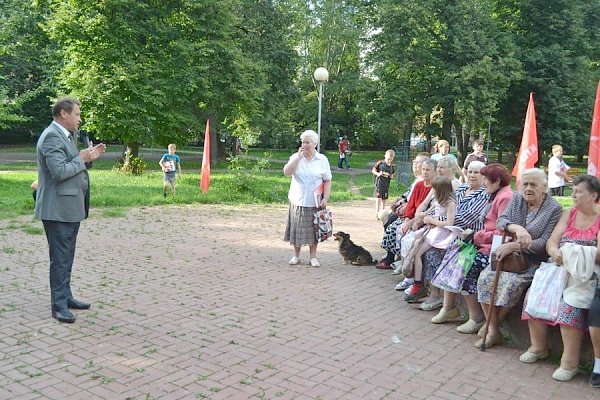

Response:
(313, 67), (329, 153)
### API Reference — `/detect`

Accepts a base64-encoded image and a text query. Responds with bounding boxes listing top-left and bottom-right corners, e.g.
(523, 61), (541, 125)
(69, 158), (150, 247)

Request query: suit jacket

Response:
(35, 122), (90, 222)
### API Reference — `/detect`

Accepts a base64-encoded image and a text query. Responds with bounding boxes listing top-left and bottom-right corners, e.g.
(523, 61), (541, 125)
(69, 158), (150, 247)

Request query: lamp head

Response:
(313, 67), (329, 82)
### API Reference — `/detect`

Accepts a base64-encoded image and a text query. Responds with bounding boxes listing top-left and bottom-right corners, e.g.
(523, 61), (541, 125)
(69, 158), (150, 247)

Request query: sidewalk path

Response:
(0, 201), (598, 399)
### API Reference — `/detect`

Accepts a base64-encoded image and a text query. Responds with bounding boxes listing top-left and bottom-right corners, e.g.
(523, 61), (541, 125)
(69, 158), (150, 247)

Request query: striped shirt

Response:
(438, 184), (489, 231)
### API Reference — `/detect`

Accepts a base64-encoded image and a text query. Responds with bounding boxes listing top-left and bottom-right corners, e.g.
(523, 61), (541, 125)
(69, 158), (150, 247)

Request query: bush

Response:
(114, 155), (147, 175)
(226, 152), (272, 193)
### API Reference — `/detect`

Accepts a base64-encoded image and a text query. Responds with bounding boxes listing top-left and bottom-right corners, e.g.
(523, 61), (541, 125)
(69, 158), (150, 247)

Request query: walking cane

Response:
(480, 254), (503, 352)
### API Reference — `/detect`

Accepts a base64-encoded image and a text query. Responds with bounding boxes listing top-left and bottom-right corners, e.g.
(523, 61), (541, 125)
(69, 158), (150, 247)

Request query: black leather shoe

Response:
(590, 372), (600, 388)
(52, 309), (76, 323)
(67, 298), (91, 310)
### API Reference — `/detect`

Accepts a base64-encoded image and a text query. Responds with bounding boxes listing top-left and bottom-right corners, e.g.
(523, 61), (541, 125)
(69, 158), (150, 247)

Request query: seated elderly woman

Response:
(519, 174), (600, 382)
(404, 161), (490, 307)
(475, 168), (562, 349)
(431, 164), (513, 329)
(376, 159), (436, 269)
(437, 155), (462, 190)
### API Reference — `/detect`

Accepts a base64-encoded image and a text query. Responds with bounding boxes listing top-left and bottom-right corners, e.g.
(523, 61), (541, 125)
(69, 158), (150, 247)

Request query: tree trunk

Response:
(122, 142), (140, 169)
(441, 101), (454, 143)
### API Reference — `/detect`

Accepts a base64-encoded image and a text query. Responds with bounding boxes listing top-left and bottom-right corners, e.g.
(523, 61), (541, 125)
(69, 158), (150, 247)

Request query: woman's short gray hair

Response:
(300, 130), (319, 145)
(422, 158), (437, 170)
(467, 161), (486, 171)
(520, 168), (548, 191)
(438, 155), (461, 174)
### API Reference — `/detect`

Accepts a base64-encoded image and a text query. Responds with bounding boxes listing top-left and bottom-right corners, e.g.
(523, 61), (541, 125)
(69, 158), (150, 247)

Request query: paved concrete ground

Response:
(0, 200), (599, 400)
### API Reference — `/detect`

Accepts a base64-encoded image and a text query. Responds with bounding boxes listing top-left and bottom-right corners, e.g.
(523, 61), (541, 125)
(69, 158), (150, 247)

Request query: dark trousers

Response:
(338, 155), (349, 169)
(550, 186), (565, 196)
(42, 220), (80, 312)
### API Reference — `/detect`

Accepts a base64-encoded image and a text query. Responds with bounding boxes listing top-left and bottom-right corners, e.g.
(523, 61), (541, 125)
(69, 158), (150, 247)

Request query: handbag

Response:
(431, 239), (477, 292)
(314, 208), (332, 243)
(490, 231), (529, 273)
(524, 262), (568, 321)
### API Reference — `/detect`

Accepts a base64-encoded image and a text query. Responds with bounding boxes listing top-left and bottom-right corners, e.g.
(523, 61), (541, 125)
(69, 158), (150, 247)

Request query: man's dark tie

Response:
(68, 133), (75, 143)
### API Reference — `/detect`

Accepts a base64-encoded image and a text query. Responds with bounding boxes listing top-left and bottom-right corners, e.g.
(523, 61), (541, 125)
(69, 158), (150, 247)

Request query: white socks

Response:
(594, 357), (600, 374)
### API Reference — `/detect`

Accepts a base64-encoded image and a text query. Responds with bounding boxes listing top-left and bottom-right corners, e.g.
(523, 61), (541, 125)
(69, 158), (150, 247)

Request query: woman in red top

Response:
(376, 158), (436, 269)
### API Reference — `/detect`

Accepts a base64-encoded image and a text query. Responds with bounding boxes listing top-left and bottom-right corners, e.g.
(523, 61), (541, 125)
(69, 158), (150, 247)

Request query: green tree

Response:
(0, 0), (56, 138)
(44, 0), (260, 159)
(494, 0), (600, 165)
(367, 0), (520, 159)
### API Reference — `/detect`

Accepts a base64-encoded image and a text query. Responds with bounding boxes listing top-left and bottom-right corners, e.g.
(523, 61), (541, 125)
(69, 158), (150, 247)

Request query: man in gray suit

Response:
(35, 97), (106, 323)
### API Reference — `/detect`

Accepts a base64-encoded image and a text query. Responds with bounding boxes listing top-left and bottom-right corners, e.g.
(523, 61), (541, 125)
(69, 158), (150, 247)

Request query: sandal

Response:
(519, 349), (549, 363)
(552, 367), (578, 382)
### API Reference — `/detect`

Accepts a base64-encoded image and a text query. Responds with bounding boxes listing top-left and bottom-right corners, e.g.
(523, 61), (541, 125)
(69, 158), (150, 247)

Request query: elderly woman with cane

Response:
(476, 168), (562, 349)
(283, 129), (332, 267)
(519, 175), (600, 382)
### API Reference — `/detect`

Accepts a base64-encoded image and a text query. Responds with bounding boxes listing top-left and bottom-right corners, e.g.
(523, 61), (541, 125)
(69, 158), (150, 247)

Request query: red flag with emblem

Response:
(200, 119), (210, 193)
(587, 81), (600, 177)
(512, 93), (538, 188)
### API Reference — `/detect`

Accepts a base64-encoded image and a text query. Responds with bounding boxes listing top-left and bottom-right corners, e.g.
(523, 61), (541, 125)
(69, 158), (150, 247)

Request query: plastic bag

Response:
(524, 262), (568, 322)
(457, 240), (477, 276)
(314, 208), (333, 243)
(430, 241), (463, 292)
(431, 240), (476, 292)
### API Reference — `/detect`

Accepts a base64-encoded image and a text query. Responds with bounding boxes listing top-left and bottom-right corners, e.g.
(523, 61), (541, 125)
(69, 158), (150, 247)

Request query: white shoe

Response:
(396, 277), (414, 291)
(404, 285), (413, 295)
(419, 298), (443, 311)
(289, 256), (299, 265)
(552, 367), (578, 382)
(310, 258), (321, 267)
(456, 319), (485, 334)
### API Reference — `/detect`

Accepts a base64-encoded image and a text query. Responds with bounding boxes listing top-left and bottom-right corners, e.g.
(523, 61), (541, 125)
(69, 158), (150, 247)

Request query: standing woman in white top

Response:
(283, 130), (333, 267)
(547, 144), (572, 196)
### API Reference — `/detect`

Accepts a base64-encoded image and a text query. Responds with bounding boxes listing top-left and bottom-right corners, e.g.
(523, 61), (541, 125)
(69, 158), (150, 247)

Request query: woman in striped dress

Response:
(414, 161), (490, 309)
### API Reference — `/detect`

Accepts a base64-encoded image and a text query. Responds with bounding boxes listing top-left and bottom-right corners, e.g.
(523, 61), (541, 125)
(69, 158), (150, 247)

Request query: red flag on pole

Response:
(512, 93), (539, 188)
(587, 81), (600, 177)
(200, 119), (211, 193)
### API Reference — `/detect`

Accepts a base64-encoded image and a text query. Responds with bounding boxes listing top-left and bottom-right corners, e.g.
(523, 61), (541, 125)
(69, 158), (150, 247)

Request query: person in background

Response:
(462, 138), (488, 178)
(284, 129), (332, 268)
(159, 144), (182, 198)
(384, 153), (430, 232)
(338, 135), (350, 170)
(372, 149), (396, 219)
(548, 144), (572, 196)
(35, 97), (106, 323)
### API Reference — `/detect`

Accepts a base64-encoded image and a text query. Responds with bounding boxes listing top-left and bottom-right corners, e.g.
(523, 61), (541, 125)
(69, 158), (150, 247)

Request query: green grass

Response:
(0, 160), (373, 219)
(0, 146), (574, 220)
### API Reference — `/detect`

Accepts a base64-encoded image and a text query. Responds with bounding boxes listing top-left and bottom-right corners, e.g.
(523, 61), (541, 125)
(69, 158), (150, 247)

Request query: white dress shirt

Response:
(286, 152), (332, 207)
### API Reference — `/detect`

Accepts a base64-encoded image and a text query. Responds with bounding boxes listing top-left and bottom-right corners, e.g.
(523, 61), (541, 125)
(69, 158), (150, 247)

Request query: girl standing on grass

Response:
(404, 176), (457, 303)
